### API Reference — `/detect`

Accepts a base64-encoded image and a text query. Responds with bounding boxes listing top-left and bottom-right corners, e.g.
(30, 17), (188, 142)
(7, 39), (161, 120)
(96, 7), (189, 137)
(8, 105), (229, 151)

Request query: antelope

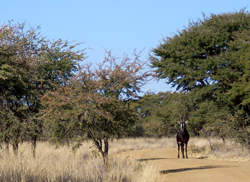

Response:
(176, 114), (189, 158)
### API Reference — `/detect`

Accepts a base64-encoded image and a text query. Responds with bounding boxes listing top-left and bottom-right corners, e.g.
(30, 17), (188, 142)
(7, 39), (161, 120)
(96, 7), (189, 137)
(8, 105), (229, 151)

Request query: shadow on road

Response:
(138, 158), (169, 161)
(161, 165), (227, 174)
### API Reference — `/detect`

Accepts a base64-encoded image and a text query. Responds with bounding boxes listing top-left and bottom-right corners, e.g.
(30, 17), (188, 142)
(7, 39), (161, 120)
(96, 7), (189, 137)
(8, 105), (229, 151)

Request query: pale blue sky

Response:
(1, 0), (249, 94)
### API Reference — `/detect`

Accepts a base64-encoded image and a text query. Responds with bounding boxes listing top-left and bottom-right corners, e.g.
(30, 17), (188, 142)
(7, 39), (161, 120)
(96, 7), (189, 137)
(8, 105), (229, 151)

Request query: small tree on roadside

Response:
(41, 51), (150, 164)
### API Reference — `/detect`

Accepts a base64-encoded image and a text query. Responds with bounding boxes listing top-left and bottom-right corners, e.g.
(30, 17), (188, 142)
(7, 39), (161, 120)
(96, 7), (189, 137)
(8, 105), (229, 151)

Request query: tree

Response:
(130, 91), (194, 137)
(0, 22), (84, 156)
(154, 92), (194, 136)
(151, 9), (249, 93)
(130, 92), (169, 137)
(41, 51), (150, 164)
(150, 9), (250, 145)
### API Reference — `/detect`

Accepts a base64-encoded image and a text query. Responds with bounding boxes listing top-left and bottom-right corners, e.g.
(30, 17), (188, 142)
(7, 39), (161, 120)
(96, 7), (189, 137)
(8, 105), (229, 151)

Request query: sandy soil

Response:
(123, 148), (250, 182)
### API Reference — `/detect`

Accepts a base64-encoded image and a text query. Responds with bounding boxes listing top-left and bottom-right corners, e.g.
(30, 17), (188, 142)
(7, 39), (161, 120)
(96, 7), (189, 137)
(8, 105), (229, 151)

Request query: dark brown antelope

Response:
(176, 116), (189, 158)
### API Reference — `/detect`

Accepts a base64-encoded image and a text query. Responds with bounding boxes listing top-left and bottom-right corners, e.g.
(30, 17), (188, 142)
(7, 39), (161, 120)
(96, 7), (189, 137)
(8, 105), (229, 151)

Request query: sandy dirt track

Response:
(123, 148), (250, 182)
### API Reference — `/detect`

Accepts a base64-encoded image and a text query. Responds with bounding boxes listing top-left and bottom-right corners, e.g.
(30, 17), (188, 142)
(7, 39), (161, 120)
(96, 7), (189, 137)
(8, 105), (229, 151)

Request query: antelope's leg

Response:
(181, 143), (184, 158)
(185, 142), (188, 159)
(177, 143), (180, 158)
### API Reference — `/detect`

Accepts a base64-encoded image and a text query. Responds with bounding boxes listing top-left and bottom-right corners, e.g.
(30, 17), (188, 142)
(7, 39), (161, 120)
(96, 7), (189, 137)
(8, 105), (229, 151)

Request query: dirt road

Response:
(123, 148), (250, 182)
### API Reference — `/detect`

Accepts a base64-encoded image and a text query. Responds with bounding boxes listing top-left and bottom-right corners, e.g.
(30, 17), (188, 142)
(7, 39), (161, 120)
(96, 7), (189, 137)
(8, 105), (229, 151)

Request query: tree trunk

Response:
(12, 142), (19, 156)
(31, 136), (37, 158)
(102, 138), (109, 165)
(221, 136), (225, 146)
(89, 132), (109, 165)
(206, 132), (213, 150)
(5, 143), (9, 155)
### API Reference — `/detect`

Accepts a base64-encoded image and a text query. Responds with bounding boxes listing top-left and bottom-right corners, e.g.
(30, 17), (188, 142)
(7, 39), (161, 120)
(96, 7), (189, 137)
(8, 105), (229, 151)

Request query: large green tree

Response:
(150, 10), (250, 145)
(0, 22), (84, 156)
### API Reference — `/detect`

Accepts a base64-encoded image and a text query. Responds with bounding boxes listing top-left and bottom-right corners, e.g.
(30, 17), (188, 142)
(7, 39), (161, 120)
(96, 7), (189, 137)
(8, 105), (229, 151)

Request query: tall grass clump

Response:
(0, 141), (160, 182)
(189, 137), (250, 162)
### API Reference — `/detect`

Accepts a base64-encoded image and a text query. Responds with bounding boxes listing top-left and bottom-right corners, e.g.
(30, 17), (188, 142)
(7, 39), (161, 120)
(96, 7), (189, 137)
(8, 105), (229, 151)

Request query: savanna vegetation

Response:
(148, 9), (250, 147)
(0, 9), (250, 181)
(0, 139), (163, 182)
(0, 137), (248, 181)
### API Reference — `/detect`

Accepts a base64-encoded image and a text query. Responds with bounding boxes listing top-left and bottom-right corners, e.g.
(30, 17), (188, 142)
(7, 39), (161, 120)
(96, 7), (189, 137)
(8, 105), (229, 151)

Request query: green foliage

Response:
(150, 9), (250, 145)
(151, 10), (250, 93)
(0, 22), (84, 155)
(130, 92), (195, 137)
(41, 51), (150, 163)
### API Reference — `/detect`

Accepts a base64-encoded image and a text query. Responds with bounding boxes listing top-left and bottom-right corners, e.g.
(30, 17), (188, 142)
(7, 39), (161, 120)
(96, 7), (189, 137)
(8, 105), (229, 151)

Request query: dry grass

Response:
(109, 137), (175, 153)
(0, 137), (249, 181)
(189, 137), (250, 162)
(111, 137), (250, 163)
(0, 140), (161, 182)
